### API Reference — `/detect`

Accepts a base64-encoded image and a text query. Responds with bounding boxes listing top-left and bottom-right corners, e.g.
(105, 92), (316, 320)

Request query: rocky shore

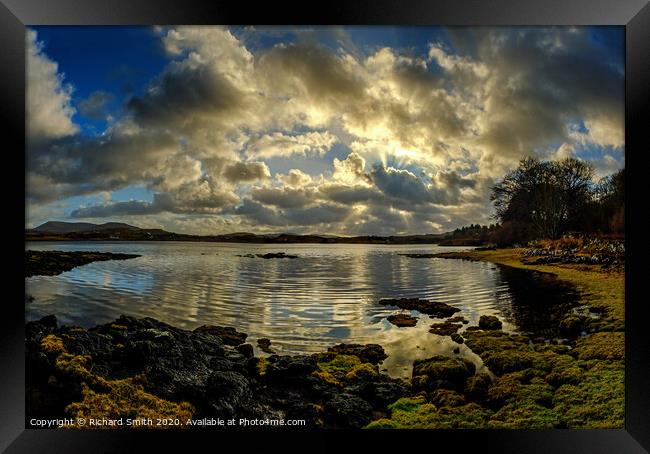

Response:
(26, 251), (141, 277)
(26, 303), (623, 429)
(26, 315), (411, 429)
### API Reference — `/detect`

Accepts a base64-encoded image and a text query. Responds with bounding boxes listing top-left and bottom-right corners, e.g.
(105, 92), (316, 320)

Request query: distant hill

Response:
(26, 220), (486, 245)
(33, 221), (140, 234)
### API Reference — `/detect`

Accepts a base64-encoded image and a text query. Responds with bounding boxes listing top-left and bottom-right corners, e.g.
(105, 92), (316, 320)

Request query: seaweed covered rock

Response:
(488, 402), (559, 429)
(412, 356), (476, 390)
(430, 389), (466, 407)
(326, 343), (387, 365)
(463, 329), (528, 356)
(558, 314), (588, 337)
(378, 298), (460, 318)
(387, 314), (418, 327)
(26, 251), (140, 278)
(365, 396), (492, 429)
(429, 321), (462, 336)
(464, 372), (492, 402)
(486, 374), (554, 408)
(450, 333), (464, 344)
(478, 315), (502, 330)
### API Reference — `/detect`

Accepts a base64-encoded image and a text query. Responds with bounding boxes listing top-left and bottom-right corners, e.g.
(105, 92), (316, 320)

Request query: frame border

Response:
(2, 0), (649, 452)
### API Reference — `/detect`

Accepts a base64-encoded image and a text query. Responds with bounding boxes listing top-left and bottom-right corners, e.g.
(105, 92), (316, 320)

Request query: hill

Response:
(34, 221), (139, 234)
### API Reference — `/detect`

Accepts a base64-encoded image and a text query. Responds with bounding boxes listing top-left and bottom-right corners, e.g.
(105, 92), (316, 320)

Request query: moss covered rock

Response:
(365, 396), (492, 429)
(478, 315), (502, 330)
(464, 372), (492, 401)
(487, 374), (554, 408)
(488, 402), (559, 429)
(412, 355), (476, 390)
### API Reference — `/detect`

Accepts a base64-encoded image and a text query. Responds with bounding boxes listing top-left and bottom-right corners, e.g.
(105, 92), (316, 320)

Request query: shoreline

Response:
(24, 248), (624, 429)
(431, 248), (624, 332)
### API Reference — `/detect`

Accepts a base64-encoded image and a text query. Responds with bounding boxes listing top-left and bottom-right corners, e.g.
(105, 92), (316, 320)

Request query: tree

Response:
(594, 168), (625, 233)
(490, 157), (595, 241)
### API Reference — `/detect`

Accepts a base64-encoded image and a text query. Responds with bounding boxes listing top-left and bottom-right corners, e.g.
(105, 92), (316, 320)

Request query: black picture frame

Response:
(2, 0), (649, 452)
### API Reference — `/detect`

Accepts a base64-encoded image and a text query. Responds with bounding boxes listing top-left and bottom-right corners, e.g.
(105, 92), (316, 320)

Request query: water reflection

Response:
(25, 242), (577, 377)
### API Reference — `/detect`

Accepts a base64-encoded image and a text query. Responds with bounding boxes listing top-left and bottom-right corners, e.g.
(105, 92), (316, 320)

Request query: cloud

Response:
(277, 169), (312, 187)
(77, 91), (114, 120)
(26, 30), (78, 144)
(70, 200), (161, 218)
(332, 152), (367, 183)
(26, 26), (624, 235)
(221, 161), (270, 183)
(369, 164), (434, 204)
(251, 187), (314, 209)
(246, 131), (337, 159)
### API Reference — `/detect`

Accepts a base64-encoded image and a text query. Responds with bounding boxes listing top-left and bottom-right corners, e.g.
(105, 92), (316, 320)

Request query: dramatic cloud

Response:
(26, 26), (624, 235)
(246, 131), (338, 159)
(26, 30), (77, 144)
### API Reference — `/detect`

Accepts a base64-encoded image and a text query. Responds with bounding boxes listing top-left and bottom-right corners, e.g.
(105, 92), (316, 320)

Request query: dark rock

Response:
(447, 316), (469, 324)
(202, 370), (262, 418)
(39, 315), (58, 329)
(264, 355), (318, 384)
(324, 393), (374, 428)
(478, 315), (502, 330)
(429, 322), (462, 336)
(194, 325), (247, 346)
(346, 380), (410, 409)
(327, 344), (387, 365)
(257, 252), (298, 259)
(450, 333), (464, 344)
(257, 338), (276, 354)
(387, 313), (418, 327)
(379, 298), (460, 318)
(236, 343), (254, 359)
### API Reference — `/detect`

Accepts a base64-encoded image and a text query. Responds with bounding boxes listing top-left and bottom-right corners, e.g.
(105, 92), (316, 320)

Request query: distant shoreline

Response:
(26, 221), (490, 246)
(25, 233), (485, 246)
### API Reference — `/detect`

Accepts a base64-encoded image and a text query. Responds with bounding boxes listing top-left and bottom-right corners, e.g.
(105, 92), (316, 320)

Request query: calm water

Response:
(25, 242), (578, 377)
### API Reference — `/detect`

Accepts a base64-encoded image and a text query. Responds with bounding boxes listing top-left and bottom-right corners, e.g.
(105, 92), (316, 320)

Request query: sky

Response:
(26, 26), (625, 235)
